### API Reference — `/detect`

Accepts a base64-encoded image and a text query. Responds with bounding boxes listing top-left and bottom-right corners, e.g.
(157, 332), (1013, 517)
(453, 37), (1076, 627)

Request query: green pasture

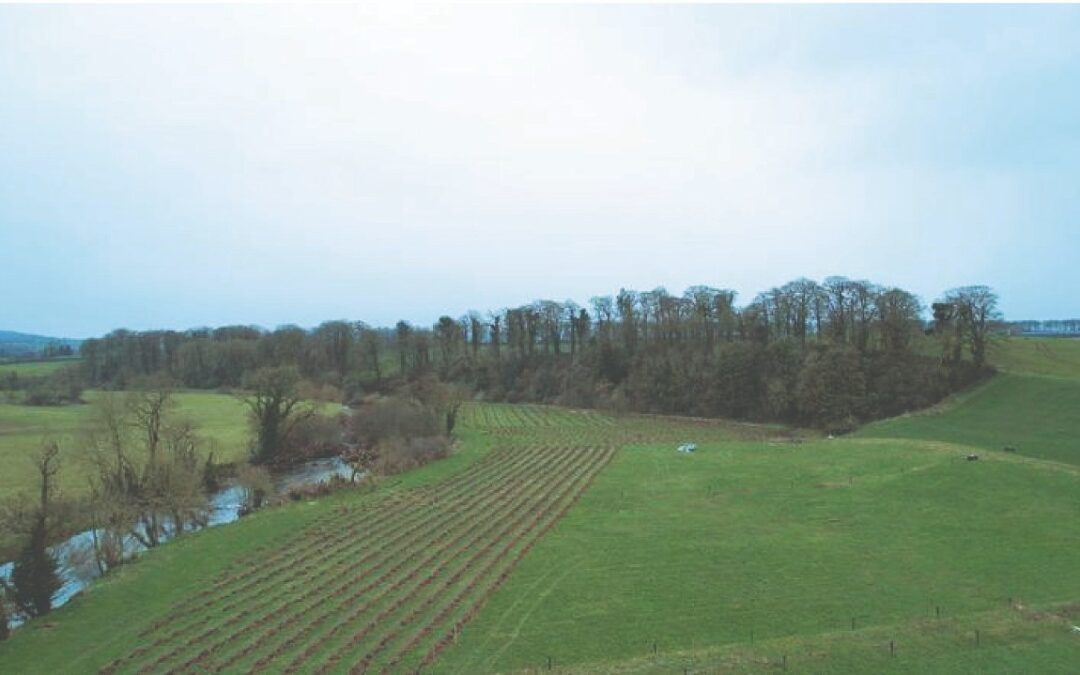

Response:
(856, 374), (1080, 465)
(0, 359), (79, 377)
(857, 337), (1080, 465)
(440, 436), (1080, 673)
(990, 336), (1080, 379)
(0, 391), (254, 504)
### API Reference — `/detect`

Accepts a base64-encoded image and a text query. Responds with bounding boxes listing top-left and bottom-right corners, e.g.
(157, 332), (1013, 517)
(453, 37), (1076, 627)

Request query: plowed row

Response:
(101, 443), (616, 674)
(460, 402), (793, 446)
(458, 402), (617, 431)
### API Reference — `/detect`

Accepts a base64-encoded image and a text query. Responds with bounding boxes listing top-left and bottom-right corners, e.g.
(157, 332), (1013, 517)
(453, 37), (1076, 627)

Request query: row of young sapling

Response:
(103, 442), (615, 674)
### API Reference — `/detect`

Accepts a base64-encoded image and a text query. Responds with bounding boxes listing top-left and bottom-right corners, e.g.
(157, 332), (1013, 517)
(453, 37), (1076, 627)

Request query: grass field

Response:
(857, 337), (1080, 465)
(2, 337), (1079, 672)
(0, 359), (79, 377)
(855, 373), (1080, 465)
(989, 336), (1080, 379)
(437, 435), (1080, 673)
(0, 391), (254, 505)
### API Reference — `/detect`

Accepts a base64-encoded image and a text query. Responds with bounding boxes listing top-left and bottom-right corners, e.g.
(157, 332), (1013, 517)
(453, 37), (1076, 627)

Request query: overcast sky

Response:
(2, 4), (1078, 338)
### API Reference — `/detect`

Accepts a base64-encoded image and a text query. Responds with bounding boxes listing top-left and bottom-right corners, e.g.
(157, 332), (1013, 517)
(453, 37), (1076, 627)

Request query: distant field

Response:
(989, 336), (1080, 378)
(0, 358), (80, 377)
(0, 390), (253, 505)
(855, 373), (1080, 465)
(855, 337), (1080, 465)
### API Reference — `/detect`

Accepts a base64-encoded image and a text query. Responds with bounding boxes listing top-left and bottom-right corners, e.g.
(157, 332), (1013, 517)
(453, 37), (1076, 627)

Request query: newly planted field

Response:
(99, 442), (615, 674)
(458, 402), (800, 447)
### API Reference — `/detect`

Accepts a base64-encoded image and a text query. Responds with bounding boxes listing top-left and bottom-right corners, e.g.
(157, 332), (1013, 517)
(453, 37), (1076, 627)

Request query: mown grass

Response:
(438, 437), (1080, 673)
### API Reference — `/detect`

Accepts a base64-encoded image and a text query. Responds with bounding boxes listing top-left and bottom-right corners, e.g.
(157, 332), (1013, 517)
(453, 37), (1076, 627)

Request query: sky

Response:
(1, 4), (1079, 338)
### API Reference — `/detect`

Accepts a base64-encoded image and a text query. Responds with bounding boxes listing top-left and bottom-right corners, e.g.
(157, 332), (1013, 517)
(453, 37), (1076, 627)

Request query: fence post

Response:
(890, 640), (895, 657)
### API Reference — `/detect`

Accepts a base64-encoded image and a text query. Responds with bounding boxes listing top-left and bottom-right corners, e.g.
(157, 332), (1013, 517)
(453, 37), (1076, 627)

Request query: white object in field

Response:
(677, 443), (697, 453)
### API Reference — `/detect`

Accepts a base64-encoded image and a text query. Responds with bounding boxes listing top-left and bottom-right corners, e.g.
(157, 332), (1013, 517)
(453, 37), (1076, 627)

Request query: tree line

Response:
(76, 278), (1001, 432)
(1009, 319), (1080, 336)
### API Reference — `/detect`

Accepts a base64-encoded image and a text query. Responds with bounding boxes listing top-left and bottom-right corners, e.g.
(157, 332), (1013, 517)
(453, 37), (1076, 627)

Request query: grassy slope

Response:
(988, 336), (1080, 379)
(569, 602), (1080, 674)
(439, 438), (1080, 673)
(856, 337), (1080, 465)
(854, 373), (1080, 465)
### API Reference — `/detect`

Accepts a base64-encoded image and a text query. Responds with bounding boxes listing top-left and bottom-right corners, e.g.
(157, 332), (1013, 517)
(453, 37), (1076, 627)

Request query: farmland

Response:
(0, 390), (254, 504)
(2, 339), (1079, 672)
(855, 373), (1080, 465)
(857, 337), (1080, 466)
(988, 336), (1080, 379)
(0, 359), (79, 377)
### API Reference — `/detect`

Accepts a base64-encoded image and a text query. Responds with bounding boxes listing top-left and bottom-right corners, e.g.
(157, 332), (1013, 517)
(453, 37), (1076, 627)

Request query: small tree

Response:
(342, 445), (379, 482)
(83, 389), (209, 560)
(8, 517), (61, 619)
(242, 366), (313, 464)
(1, 442), (63, 619)
(235, 463), (273, 515)
(405, 377), (469, 436)
(1, 594), (10, 640)
(944, 285), (1000, 370)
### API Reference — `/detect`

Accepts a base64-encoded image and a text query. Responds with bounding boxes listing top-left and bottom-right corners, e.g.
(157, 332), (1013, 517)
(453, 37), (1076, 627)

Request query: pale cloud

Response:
(1, 5), (1078, 336)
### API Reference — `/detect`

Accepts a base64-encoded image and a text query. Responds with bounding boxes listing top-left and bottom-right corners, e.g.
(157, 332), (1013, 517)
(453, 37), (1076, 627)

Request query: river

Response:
(1, 457), (354, 632)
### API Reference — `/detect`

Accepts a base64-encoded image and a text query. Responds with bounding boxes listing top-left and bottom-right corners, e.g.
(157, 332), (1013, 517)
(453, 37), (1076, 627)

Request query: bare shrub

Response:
(235, 463), (273, 515)
(283, 475), (354, 501)
(284, 413), (344, 459)
(374, 436), (451, 476)
(348, 397), (439, 447)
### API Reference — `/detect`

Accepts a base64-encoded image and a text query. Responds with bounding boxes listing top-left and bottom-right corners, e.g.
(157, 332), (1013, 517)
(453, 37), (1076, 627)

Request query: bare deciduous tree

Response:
(243, 366), (313, 464)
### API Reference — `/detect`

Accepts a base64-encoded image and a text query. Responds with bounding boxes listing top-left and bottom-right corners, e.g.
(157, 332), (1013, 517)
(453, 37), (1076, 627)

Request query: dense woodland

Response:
(74, 278), (1000, 432)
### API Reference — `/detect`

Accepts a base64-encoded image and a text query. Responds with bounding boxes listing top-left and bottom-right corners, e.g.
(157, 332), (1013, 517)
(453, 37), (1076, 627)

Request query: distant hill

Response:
(0, 330), (83, 359)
